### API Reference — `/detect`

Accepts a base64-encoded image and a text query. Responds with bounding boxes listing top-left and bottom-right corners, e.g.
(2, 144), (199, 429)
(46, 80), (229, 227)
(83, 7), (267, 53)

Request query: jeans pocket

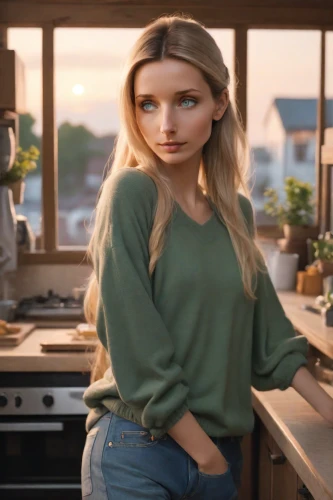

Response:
(216, 438), (243, 489)
(231, 456), (243, 489)
(197, 464), (237, 500)
(81, 427), (99, 497)
(119, 430), (159, 447)
(198, 463), (230, 479)
(109, 414), (167, 448)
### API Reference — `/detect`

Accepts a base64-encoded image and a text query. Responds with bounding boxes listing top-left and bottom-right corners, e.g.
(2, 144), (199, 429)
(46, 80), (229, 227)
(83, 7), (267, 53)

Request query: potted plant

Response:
(263, 176), (317, 240)
(0, 145), (40, 204)
(312, 237), (333, 278)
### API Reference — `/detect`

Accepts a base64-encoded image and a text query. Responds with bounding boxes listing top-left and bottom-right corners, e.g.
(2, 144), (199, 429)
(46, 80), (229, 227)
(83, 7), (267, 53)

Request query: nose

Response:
(160, 106), (177, 136)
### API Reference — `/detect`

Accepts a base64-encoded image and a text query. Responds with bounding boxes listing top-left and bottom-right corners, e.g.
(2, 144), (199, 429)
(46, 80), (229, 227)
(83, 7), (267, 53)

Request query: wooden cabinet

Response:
(258, 421), (314, 500)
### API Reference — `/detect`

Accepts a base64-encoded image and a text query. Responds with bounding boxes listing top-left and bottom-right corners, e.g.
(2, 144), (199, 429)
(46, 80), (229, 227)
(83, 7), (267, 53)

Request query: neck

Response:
(161, 152), (204, 208)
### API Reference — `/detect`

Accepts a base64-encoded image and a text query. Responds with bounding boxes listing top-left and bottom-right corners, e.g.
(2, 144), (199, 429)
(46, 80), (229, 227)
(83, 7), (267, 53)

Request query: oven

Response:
(0, 372), (90, 500)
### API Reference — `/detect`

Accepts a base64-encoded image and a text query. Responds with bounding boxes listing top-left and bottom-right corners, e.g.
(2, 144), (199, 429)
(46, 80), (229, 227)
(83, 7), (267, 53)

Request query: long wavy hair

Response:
(85, 14), (264, 383)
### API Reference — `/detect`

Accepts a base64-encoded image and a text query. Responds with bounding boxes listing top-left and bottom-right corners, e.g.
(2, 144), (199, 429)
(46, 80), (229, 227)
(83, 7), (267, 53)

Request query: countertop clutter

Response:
(0, 291), (333, 499)
(278, 291), (333, 359)
(0, 327), (93, 372)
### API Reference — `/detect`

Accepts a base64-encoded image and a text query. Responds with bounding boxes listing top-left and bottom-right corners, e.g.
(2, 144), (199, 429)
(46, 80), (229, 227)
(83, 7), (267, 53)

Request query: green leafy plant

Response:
(0, 145), (40, 186)
(263, 176), (314, 227)
(313, 239), (333, 262)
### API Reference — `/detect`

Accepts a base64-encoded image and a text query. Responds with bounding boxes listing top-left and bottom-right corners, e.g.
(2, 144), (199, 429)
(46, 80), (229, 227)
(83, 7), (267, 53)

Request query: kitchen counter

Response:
(0, 327), (93, 372)
(253, 383), (333, 500)
(2, 291), (329, 373)
(1, 295), (333, 498)
(278, 291), (333, 358)
(254, 290), (333, 499)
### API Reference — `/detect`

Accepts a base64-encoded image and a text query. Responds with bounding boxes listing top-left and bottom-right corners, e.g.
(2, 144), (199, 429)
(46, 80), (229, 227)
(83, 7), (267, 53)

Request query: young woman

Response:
(81, 15), (333, 500)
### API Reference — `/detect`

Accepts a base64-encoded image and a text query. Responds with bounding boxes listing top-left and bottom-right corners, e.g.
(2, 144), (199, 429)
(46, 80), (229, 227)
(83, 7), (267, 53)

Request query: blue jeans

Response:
(81, 411), (243, 499)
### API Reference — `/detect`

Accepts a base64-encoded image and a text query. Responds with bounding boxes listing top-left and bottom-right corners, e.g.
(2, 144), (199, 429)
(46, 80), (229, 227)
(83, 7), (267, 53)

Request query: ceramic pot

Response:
(318, 260), (333, 278)
(267, 251), (299, 291)
(283, 224), (318, 241)
(8, 179), (25, 205)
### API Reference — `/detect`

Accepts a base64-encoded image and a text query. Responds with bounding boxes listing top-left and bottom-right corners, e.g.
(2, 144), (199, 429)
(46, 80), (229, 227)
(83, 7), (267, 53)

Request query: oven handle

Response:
(0, 483), (81, 490)
(0, 422), (64, 432)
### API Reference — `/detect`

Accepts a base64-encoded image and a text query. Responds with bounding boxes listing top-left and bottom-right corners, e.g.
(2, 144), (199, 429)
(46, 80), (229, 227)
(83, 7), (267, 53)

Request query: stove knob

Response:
(14, 395), (23, 408)
(42, 394), (54, 407)
(0, 394), (8, 407)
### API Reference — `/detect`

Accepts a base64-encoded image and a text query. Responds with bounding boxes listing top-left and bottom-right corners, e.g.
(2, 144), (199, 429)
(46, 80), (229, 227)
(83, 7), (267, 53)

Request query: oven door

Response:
(0, 415), (86, 500)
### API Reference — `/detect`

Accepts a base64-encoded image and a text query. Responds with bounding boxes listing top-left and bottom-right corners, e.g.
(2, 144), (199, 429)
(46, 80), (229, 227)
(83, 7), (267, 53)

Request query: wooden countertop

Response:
(0, 328), (93, 372)
(1, 291), (330, 372)
(253, 383), (333, 500)
(278, 291), (333, 358)
(1, 302), (333, 498)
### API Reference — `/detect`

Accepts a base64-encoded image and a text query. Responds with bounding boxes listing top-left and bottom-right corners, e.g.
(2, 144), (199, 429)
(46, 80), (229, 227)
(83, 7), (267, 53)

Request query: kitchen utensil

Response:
(0, 323), (35, 346)
(0, 299), (17, 322)
(40, 330), (98, 352)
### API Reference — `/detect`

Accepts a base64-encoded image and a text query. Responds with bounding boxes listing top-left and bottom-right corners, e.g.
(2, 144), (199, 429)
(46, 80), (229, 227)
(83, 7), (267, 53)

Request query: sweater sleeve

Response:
(93, 168), (189, 438)
(238, 194), (309, 391)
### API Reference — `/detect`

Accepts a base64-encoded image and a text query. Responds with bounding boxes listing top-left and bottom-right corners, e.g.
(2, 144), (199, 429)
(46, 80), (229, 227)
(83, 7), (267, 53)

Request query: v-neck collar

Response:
(173, 194), (220, 229)
(174, 201), (215, 228)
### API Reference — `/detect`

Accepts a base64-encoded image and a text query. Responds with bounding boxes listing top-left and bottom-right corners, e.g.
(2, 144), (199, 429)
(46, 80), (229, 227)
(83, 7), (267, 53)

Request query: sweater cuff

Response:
(272, 350), (309, 391)
(150, 403), (189, 439)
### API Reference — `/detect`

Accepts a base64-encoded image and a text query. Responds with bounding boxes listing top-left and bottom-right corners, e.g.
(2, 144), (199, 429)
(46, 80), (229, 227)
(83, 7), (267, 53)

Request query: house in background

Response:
(251, 98), (333, 222)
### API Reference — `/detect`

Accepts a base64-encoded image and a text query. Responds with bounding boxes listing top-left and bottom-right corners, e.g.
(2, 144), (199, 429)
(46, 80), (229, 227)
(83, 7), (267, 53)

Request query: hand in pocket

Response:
(198, 448), (229, 476)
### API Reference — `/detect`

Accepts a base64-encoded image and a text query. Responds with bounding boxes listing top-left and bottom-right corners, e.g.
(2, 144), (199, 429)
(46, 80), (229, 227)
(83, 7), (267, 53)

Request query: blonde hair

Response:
(85, 14), (264, 382)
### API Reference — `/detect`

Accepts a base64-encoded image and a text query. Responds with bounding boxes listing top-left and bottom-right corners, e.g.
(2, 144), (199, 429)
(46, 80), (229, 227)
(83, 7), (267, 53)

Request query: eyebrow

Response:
(135, 88), (202, 99)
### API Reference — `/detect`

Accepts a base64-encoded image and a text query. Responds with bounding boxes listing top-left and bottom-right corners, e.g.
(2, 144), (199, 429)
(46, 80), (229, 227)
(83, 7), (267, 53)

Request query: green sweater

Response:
(83, 167), (308, 438)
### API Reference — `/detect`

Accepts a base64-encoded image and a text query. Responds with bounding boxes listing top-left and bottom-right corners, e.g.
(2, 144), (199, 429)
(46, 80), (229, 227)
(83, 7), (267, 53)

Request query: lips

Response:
(160, 142), (185, 146)
(159, 143), (185, 153)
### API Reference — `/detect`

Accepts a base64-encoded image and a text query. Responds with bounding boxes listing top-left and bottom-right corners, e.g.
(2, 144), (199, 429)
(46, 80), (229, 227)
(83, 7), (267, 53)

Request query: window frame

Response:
(1, 2), (332, 264)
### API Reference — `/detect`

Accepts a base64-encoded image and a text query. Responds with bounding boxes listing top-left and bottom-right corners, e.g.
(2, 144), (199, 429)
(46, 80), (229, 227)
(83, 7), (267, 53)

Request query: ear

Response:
(212, 88), (229, 121)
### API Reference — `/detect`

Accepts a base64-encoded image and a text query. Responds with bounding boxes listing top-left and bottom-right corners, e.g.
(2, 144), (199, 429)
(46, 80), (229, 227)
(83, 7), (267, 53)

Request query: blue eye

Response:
(141, 101), (156, 111)
(181, 98), (196, 108)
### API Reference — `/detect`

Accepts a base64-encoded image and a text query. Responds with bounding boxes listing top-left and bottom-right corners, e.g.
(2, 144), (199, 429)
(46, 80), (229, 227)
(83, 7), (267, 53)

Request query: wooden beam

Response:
(18, 250), (90, 265)
(4, 0), (333, 7)
(320, 163), (331, 233)
(42, 25), (58, 251)
(0, 27), (8, 49)
(1, 3), (333, 28)
(317, 30), (325, 232)
(234, 28), (247, 131)
(322, 146), (333, 165)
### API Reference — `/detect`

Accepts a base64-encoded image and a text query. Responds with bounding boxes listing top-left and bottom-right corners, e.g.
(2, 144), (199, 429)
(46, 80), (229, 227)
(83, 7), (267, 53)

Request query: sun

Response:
(72, 84), (85, 96)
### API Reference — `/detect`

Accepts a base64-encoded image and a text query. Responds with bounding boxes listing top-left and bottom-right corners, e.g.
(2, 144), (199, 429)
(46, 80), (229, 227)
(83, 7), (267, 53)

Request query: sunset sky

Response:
(8, 28), (333, 146)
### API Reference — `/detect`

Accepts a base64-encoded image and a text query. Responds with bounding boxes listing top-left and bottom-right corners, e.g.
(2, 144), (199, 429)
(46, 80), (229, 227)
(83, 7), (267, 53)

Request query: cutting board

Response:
(0, 323), (36, 346)
(40, 330), (98, 352)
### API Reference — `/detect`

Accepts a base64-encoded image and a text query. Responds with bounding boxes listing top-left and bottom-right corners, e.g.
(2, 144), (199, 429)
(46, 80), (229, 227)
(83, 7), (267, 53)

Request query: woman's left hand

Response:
(291, 366), (333, 426)
(318, 398), (333, 426)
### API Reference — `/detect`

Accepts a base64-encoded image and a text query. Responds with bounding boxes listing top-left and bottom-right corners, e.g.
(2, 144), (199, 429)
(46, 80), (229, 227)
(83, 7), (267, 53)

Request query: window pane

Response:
(7, 28), (42, 242)
(248, 30), (321, 226)
(207, 30), (235, 102)
(55, 28), (142, 246)
(326, 32), (333, 232)
(55, 28), (234, 247)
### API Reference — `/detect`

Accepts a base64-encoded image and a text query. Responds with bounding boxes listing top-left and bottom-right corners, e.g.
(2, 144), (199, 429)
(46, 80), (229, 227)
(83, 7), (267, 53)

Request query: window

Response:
(7, 28), (42, 242)
(247, 30), (321, 226)
(207, 30), (235, 102)
(5, 19), (331, 261)
(55, 28), (143, 246)
(294, 143), (308, 162)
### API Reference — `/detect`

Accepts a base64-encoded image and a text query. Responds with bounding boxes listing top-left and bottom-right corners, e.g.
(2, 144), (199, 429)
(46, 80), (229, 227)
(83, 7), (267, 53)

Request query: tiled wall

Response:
(4, 264), (92, 300)
(2, 239), (278, 301)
